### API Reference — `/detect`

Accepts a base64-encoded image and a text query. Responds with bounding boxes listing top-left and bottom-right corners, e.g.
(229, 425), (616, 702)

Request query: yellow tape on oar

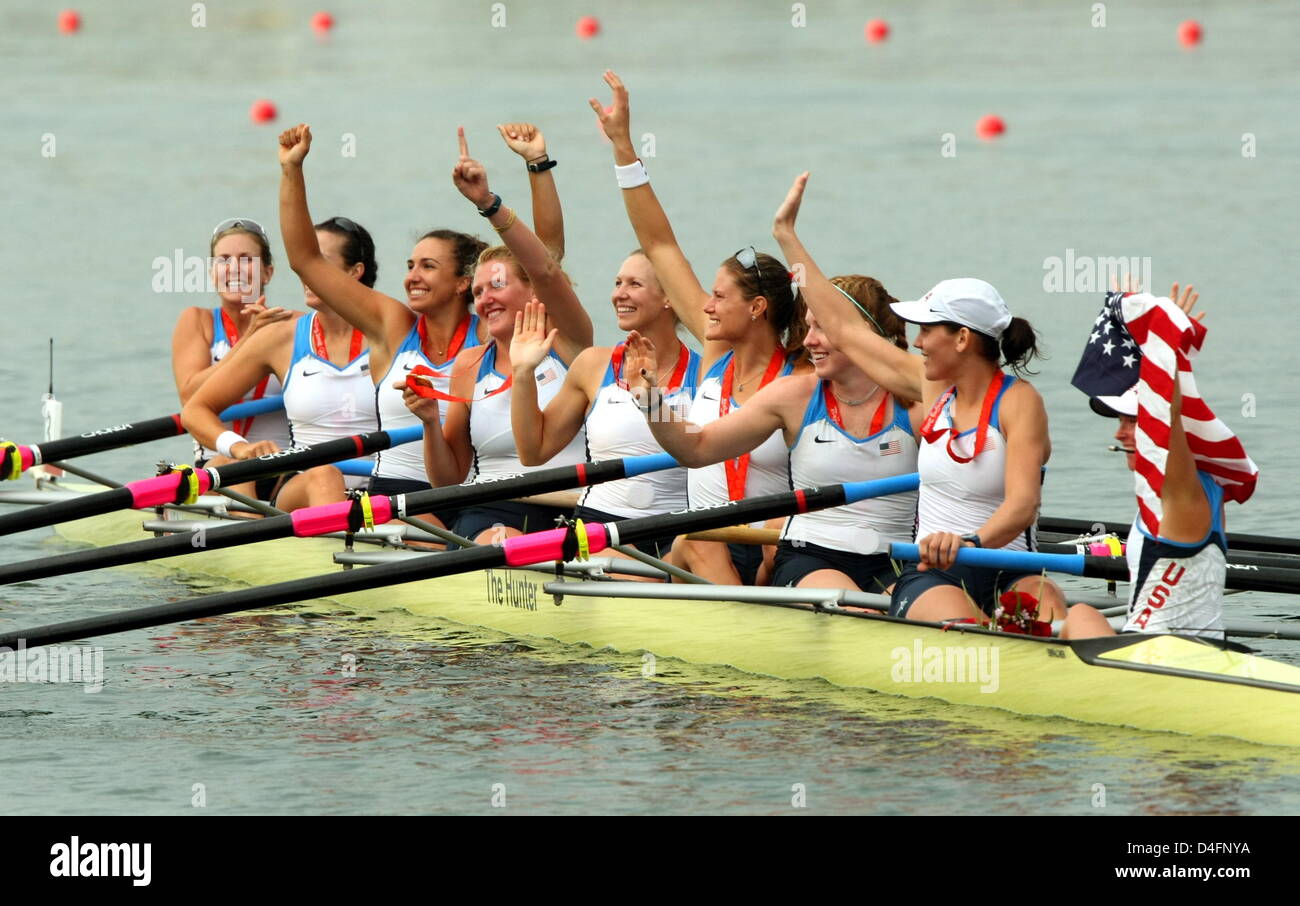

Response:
(574, 518), (591, 561)
(1103, 535), (1123, 557)
(0, 442), (21, 481)
(169, 466), (201, 506)
(358, 493), (375, 531)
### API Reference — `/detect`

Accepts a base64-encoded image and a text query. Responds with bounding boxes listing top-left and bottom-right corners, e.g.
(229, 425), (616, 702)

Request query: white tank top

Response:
(914, 375), (1034, 550)
(194, 307), (290, 462)
(469, 344), (587, 482)
(373, 314), (483, 482)
(580, 344), (701, 517)
(780, 383), (919, 553)
(686, 351), (795, 524)
(281, 313), (378, 489)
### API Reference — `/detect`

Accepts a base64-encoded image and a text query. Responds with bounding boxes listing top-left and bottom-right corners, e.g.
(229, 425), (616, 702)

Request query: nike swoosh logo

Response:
(814, 436), (835, 443)
(303, 370), (319, 377)
(402, 364), (414, 371)
(700, 392), (719, 401)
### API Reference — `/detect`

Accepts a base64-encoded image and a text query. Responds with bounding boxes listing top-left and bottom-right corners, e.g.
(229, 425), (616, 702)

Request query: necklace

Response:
(834, 384), (879, 406)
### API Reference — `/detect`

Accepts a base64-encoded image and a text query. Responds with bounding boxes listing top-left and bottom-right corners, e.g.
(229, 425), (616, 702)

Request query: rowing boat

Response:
(24, 484), (1300, 749)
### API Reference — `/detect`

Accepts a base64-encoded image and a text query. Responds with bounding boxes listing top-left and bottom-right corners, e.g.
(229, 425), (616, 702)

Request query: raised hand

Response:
(1169, 283), (1204, 322)
(398, 380), (442, 426)
(278, 124), (313, 167)
(497, 122), (547, 161)
(451, 127), (494, 209)
(622, 330), (660, 391)
(510, 301), (558, 373)
(244, 297), (293, 336)
(773, 171), (809, 239)
(588, 70), (632, 148)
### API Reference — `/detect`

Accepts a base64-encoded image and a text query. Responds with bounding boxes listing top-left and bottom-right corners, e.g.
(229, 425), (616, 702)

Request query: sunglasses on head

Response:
(734, 246), (764, 286)
(327, 216), (362, 236)
(212, 218), (269, 242)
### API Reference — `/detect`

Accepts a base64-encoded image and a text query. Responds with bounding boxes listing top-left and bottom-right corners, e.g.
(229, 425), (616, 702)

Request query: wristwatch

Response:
(527, 155), (557, 174)
(477, 193), (503, 217)
(960, 532), (982, 548)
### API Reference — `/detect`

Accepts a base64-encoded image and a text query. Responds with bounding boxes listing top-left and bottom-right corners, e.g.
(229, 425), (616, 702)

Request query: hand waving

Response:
(773, 171), (809, 239)
(1169, 283), (1204, 322)
(588, 70), (633, 148)
(510, 301), (558, 374)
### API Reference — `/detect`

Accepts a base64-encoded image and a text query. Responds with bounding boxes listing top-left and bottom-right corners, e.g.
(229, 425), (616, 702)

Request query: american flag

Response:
(878, 438), (903, 456)
(536, 366), (558, 387)
(1072, 292), (1258, 535)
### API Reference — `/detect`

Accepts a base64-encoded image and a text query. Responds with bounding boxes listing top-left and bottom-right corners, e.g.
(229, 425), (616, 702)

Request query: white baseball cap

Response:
(889, 278), (1013, 339)
(1089, 385), (1138, 418)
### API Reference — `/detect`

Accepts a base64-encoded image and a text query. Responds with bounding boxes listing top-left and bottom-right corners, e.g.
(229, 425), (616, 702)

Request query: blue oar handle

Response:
(384, 425), (424, 446)
(335, 459), (376, 477)
(334, 425), (425, 477)
(219, 395), (285, 421)
(843, 472), (920, 503)
(622, 452), (679, 477)
(889, 543), (1087, 576)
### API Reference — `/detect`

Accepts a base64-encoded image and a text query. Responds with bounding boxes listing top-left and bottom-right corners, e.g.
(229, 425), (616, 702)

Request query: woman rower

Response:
(590, 70), (811, 585)
(775, 173), (1067, 626)
(279, 123), (565, 524)
(623, 276), (920, 593)
(400, 129), (593, 544)
(508, 252), (701, 563)
(180, 216), (379, 510)
(170, 219), (295, 498)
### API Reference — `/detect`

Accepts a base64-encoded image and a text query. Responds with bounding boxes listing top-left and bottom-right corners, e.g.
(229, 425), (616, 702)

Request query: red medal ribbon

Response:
(720, 347), (787, 501)
(417, 313), (471, 365)
(919, 371), (1006, 463)
(219, 309), (270, 436)
(610, 341), (691, 394)
(310, 314), (365, 363)
(824, 383), (890, 437)
(405, 348), (513, 405)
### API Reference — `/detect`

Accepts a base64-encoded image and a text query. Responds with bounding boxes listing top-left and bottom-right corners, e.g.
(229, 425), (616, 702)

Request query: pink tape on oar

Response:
(127, 469), (214, 508)
(502, 523), (611, 567)
(289, 496), (395, 537)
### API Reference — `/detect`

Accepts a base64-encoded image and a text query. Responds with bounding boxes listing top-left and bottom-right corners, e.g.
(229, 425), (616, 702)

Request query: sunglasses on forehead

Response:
(212, 217), (269, 241)
(734, 246), (764, 285)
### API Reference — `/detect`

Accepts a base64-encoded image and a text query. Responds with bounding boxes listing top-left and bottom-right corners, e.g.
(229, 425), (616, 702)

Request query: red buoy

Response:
(249, 99), (278, 125)
(58, 9), (81, 34)
(1178, 19), (1202, 47)
(976, 114), (1006, 141)
(311, 11), (335, 34)
(576, 16), (600, 39)
(864, 19), (889, 43)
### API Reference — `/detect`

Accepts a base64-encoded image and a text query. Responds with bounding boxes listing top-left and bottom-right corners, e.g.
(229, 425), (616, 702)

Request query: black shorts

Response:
(889, 563), (1036, 618)
(772, 541), (899, 593)
(574, 505), (675, 559)
(728, 542), (765, 586)
(367, 476), (460, 530)
(452, 501), (571, 546)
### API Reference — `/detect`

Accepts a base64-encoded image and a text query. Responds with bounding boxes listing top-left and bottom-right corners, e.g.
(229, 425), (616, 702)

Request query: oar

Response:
(0, 396), (285, 481)
(1037, 541), (1300, 572)
(1039, 516), (1300, 558)
(0, 473), (919, 649)
(890, 544), (1300, 595)
(0, 425), (422, 538)
(0, 453), (680, 584)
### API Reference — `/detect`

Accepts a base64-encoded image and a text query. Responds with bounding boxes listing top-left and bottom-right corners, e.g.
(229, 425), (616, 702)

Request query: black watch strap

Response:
(960, 532), (983, 548)
(527, 156), (557, 173)
(477, 193), (503, 217)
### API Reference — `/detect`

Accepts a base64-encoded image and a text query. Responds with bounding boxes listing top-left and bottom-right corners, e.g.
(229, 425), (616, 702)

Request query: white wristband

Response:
(215, 430), (247, 458)
(615, 159), (649, 189)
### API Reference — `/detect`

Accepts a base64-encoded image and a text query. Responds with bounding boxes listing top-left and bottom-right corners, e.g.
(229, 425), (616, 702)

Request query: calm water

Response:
(1, 0), (1299, 814)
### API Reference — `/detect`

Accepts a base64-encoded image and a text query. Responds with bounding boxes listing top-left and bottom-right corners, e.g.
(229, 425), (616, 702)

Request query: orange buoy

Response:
(58, 9), (81, 34)
(311, 11), (335, 34)
(1178, 19), (1202, 47)
(576, 16), (600, 39)
(976, 114), (1005, 141)
(864, 19), (889, 43)
(249, 99), (278, 125)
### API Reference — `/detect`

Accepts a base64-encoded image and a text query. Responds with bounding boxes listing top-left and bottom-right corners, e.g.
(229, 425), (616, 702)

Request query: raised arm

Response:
(497, 122), (565, 261)
(509, 302), (599, 465)
(180, 322), (290, 458)
(171, 299), (291, 404)
(279, 124), (404, 358)
(453, 128), (593, 360)
(589, 71), (716, 351)
(772, 172), (925, 403)
(623, 331), (789, 467)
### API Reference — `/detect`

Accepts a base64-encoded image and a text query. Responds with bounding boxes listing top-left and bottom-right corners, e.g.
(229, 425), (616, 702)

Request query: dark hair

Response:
(722, 250), (807, 357)
(316, 217), (378, 288)
(941, 317), (1044, 376)
(829, 275), (908, 351)
(420, 229), (489, 307)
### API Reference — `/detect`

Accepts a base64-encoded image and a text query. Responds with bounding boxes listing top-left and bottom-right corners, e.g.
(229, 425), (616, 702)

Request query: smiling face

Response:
(404, 237), (468, 315)
(472, 257), (534, 342)
(211, 233), (272, 305)
(1116, 415), (1138, 471)
(704, 266), (765, 343)
(803, 310), (854, 381)
(611, 254), (669, 332)
(913, 323), (971, 382)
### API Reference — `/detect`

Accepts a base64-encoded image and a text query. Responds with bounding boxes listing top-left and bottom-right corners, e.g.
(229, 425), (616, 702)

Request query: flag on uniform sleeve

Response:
(1073, 291), (1258, 536)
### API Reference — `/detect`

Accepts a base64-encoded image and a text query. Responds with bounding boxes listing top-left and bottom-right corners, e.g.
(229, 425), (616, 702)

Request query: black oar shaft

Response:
(35, 414), (184, 462)
(1075, 556), (1300, 595)
(0, 546), (502, 650)
(1041, 516), (1300, 557)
